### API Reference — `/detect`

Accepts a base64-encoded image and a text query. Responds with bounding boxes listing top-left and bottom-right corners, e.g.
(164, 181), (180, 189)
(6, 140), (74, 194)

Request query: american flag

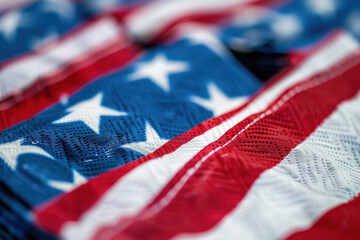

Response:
(0, 0), (360, 239)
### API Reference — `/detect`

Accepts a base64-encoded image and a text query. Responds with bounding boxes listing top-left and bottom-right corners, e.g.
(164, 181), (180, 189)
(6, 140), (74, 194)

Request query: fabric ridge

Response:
(0, 0), (360, 239)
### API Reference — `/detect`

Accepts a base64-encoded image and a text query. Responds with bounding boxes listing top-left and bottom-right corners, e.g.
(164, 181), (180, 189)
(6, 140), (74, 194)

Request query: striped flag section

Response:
(91, 37), (360, 240)
(0, 17), (121, 101)
(122, 0), (282, 42)
(34, 30), (360, 240)
(0, 0), (282, 132)
(287, 196), (360, 240)
(174, 61), (360, 240)
(0, 15), (141, 131)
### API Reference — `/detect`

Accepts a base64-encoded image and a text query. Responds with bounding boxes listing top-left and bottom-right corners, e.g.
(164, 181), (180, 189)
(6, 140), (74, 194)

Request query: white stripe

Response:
(60, 32), (358, 240)
(177, 90), (360, 240)
(0, 17), (122, 101)
(125, 0), (252, 40)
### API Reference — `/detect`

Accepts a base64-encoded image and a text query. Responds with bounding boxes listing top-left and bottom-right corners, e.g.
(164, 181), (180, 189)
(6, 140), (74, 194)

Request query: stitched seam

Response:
(143, 52), (360, 218)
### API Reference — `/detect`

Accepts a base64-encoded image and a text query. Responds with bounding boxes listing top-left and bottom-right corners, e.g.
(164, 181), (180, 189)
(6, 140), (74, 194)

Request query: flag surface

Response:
(0, 0), (360, 239)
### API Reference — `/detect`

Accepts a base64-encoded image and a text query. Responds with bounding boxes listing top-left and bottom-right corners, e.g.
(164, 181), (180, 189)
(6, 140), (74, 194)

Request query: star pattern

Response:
(122, 122), (168, 155)
(128, 54), (189, 92)
(53, 92), (127, 134)
(0, 11), (22, 40)
(271, 14), (303, 40)
(0, 139), (53, 170)
(306, 0), (336, 18)
(190, 82), (247, 116)
(48, 170), (87, 192)
(185, 26), (227, 56)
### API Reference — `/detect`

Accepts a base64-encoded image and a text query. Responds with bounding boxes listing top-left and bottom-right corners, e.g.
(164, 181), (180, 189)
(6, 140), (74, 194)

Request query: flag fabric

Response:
(0, 30), (261, 206)
(35, 31), (360, 240)
(0, 0), (360, 239)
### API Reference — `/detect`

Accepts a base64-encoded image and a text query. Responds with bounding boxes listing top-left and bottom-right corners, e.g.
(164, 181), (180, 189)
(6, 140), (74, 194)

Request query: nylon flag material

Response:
(35, 31), (360, 240)
(0, 0), (360, 239)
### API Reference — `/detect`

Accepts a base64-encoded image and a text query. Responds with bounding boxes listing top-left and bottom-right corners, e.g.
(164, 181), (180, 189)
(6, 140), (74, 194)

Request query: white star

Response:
(48, 170), (87, 192)
(128, 54), (189, 92)
(306, 0), (336, 18)
(0, 139), (53, 170)
(42, 0), (75, 20)
(186, 28), (228, 56)
(0, 11), (21, 40)
(53, 93), (127, 134)
(190, 82), (247, 116)
(122, 122), (168, 156)
(271, 14), (303, 40)
(177, 24), (227, 56)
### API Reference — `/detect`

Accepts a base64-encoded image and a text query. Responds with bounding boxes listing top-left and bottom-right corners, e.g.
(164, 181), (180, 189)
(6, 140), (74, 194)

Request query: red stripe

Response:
(33, 31), (341, 235)
(33, 91), (251, 234)
(92, 52), (360, 240)
(0, 9), (152, 131)
(0, 14), (105, 69)
(0, 0), (282, 129)
(34, 62), (296, 235)
(35, 63), (284, 234)
(286, 195), (360, 240)
(0, 14), (147, 131)
(0, 41), (142, 132)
